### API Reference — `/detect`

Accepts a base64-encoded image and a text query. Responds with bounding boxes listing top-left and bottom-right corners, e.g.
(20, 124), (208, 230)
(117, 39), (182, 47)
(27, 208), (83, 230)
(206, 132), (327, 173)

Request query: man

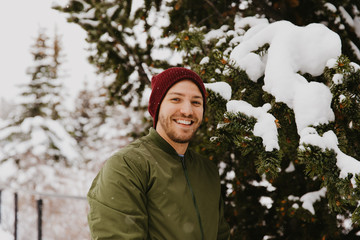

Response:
(87, 67), (230, 240)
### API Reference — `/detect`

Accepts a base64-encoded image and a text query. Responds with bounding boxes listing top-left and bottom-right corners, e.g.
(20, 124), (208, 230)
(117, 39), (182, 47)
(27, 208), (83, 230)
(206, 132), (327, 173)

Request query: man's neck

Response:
(172, 143), (188, 155)
(156, 130), (189, 155)
(164, 137), (189, 155)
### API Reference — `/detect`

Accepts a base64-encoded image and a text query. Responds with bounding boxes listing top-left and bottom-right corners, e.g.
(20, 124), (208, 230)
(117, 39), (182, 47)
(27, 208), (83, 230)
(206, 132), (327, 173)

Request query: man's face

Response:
(156, 80), (204, 145)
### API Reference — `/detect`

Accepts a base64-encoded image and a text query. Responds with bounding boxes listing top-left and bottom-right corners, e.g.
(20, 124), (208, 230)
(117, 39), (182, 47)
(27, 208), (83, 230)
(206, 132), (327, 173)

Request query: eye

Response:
(171, 98), (181, 102)
(192, 100), (202, 106)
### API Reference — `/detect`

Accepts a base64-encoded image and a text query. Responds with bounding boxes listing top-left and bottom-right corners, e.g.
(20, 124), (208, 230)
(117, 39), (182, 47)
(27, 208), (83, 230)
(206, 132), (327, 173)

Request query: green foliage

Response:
(170, 27), (206, 66)
(326, 55), (360, 160)
(297, 145), (350, 212)
(353, 174), (360, 224)
(174, 19), (360, 238)
(164, 0), (236, 34)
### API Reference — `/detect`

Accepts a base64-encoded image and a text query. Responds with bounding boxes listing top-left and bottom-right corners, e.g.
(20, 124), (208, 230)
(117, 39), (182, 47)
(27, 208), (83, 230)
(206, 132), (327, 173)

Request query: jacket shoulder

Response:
(106, 137), (151, 167)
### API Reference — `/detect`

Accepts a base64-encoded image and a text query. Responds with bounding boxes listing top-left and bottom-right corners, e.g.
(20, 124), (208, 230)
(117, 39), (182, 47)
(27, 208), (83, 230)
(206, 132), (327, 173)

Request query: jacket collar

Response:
(147, 128), (191, 159)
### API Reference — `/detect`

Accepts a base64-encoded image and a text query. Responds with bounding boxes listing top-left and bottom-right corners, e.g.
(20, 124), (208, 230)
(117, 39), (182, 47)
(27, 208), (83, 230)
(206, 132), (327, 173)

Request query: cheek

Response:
(195, 109), (204, 121)
(158, 105), (175, 118)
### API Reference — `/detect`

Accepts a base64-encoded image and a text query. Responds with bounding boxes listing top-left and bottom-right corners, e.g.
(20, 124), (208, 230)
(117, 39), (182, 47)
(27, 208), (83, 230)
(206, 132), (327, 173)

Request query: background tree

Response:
(0, 98), (15, 120)
(0, 28), (89, 239)
(0, 28), (82, 173)
(68, 82), (147, 170)
(19, 28), (65, 121)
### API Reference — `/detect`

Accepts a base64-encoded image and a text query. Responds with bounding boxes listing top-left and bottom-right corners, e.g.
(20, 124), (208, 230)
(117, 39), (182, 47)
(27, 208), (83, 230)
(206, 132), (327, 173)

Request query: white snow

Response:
(250, 175), (276, 192)
(205, 82), (232, 101)
(300, 187), (327, 214)
(285, 162), (295, 173)
(0, 226), (12, 240)
(332, 73), (344, 84)
(259, 196), (273, 209)
(227, 101), (279, 151)
(237, 52), (265, 82)
(230, 20), (341, 109)
(0, 159), (17, 182)
(225, 170), (236, 180)
(204, 28), (227, 44)
(130, 0), (144, 19)
(324, 3), (337, 13)
(337, 214), (354, 234)
(234, 15), (269, 33)
(339, 7), (354, 27)
(293, 81), (335, 132)
(337, 6), (360, 46)
(200, 56), (210, 65)
(1, 116), (83, 164)
(326, 58), (338, 68)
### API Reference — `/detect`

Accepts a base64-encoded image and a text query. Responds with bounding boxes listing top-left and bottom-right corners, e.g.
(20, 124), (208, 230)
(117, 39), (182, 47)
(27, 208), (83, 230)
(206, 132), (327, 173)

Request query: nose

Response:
(179, 101), (193, 116)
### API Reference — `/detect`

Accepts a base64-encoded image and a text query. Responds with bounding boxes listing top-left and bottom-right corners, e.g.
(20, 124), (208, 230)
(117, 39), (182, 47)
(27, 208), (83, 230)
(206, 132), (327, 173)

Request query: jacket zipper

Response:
(180, 156), (204, 240)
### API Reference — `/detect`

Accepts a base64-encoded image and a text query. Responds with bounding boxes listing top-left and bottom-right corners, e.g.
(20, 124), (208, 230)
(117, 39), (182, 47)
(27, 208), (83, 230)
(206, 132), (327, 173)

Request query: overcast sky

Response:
(0, 0), (98, 106)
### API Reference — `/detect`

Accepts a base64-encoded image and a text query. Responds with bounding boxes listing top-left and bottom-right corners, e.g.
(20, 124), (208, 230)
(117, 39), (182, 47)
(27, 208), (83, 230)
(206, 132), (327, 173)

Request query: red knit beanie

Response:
(148, 67), (207, 128)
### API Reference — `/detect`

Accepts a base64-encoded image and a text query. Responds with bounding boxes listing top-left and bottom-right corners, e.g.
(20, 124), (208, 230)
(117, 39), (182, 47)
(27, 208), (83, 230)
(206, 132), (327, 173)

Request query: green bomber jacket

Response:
(87, 128), (230, 240)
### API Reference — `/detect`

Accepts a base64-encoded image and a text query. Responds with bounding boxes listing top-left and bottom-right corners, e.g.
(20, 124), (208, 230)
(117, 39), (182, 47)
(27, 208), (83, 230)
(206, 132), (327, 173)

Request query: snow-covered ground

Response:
(0, 226), (12, 240)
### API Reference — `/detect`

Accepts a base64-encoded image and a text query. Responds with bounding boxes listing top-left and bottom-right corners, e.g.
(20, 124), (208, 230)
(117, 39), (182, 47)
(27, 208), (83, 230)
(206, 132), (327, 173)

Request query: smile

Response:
(175, 119), (193, 125)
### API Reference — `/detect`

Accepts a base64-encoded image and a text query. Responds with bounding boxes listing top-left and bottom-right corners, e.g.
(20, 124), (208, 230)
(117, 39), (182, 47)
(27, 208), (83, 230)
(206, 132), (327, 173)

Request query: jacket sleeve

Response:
(217, 195), (231, 240)
(87, 153), (149, 240)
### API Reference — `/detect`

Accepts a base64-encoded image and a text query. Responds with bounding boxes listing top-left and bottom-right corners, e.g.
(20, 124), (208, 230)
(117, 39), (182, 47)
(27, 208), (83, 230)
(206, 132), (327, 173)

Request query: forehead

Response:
(166, 80), (202, 97)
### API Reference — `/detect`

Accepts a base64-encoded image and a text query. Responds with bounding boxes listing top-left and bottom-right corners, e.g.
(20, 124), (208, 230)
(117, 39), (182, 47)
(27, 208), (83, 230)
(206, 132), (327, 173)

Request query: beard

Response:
(157, 114), (201, 144)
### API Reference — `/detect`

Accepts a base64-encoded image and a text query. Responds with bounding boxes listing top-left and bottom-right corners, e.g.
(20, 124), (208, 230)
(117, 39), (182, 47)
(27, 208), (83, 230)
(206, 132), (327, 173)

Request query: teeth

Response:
(176, 119), (192, 125)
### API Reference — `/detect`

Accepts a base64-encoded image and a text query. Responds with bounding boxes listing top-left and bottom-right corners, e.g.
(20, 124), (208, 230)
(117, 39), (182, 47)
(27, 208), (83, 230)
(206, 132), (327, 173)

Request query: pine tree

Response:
(0, 29), (86, 240)
(0, 98), (16, 120)
(0, 28), (81, 169)
(70, 82), (107, 150)
(18, 28), (64, 122)
(173, 17), (360, 238)
(69, 82), (147, 169)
